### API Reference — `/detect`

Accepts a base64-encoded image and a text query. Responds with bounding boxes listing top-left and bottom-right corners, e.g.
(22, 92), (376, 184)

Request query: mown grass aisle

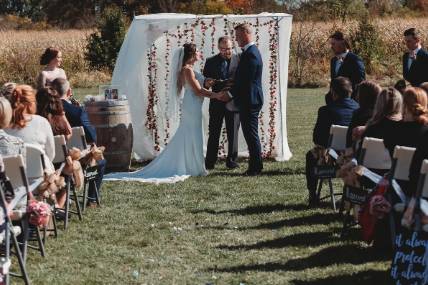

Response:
(25, 89), (390, 284)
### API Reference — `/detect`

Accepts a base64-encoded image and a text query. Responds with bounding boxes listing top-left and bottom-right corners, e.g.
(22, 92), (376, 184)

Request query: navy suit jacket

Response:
(330, 52), (365, 91)
(230, 44), (263, 110)
(313, 97), (359, 148)
(403, 48), (428, 87)
(62, 99), (97, 144)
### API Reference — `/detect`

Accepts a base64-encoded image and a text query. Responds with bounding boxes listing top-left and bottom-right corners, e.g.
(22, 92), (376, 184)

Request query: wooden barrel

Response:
(85, 100), (133, 172)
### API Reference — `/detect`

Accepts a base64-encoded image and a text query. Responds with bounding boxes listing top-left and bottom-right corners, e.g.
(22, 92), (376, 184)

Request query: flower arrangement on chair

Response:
(27, 200), (51, 227)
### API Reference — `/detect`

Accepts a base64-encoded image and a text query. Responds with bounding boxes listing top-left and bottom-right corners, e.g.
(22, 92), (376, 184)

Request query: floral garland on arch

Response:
(144, 17), (281, 156)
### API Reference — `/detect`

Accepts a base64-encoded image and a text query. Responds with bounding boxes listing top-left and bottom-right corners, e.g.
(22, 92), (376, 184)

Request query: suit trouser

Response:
(206, 101), (240, 166)
(305, 150), (318, 199)
(239, 108), (263, 171)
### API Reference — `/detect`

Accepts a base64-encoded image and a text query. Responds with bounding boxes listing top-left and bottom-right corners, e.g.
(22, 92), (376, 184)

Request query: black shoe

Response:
(206, 164), (215, 170)
(54, 209), (66, 221)
(308, 196), (319, 207)
(244, 169), (261, 176)
(226, 161), (239, 169)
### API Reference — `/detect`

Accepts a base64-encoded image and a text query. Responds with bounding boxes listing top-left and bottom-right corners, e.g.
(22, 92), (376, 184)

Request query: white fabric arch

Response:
(112, 13), (293, 161)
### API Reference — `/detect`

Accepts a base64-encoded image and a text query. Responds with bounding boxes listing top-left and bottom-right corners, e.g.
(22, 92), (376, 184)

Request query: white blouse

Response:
(5, 115), (55, 161)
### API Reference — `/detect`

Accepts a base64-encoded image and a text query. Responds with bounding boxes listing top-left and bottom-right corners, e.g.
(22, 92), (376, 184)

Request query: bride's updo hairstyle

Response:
(182, 43), (197, 66)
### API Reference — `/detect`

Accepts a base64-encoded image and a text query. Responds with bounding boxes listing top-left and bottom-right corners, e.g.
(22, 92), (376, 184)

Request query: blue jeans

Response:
(88, 159), (106, 202)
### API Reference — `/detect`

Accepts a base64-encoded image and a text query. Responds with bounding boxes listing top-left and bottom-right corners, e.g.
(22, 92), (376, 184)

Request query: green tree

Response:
(85, 7), (128, 71)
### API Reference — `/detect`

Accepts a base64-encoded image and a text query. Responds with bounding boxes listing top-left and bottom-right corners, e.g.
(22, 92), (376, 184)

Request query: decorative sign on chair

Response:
(390, 230), (428, 284)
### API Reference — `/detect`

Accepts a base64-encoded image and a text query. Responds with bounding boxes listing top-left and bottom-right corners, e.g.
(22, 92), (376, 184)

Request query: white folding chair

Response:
(360, 137), (392, 171)
(67, 127), (101, 211)
(53, 135), (82, 230)
(315, 125), (348, 211)
(25, 144), (58, 239)
(341, 137), (392, 238)
(0, 166), (30, 285)
(68, 126), (87, 150)
(3, 155), (45, 260)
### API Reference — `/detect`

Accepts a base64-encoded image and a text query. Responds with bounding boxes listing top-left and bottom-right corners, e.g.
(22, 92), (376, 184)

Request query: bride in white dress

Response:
(104, 43), (221, 183)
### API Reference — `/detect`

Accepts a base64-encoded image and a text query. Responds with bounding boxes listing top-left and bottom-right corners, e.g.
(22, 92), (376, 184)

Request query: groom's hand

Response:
(217, 91), (231, 102)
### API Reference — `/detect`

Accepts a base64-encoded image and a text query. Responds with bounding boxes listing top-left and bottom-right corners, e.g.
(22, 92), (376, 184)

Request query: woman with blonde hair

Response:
(0, 97), (26, 159)
(5, 85), (55, 166)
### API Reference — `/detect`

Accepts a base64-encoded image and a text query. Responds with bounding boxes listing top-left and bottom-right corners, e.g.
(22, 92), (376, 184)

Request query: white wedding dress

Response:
(104, 70), (208, 183)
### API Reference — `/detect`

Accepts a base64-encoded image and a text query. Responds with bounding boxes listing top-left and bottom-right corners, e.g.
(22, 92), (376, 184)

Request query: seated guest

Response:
(51, 78), (104, 207)
(420, 82), (428, 95)
(346, 80), (381, 148)
(0, 82), (17, 103)
(306, 77), (359, 206)
(36, 87), (72, 140)
(0, 97), (26, 159)
(409, 131), (428, 196)
(403, 28), (428, 87)
(360, 87), (403, 146)
(51, 78), (96, 144)
(394, 79), (407, 95)
(5, 85), (55, 169)
(384, 87), (428, 156)
(36, 47), (67, 90)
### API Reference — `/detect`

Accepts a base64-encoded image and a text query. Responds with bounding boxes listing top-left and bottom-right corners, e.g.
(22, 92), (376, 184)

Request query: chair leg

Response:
(19, 218), (29, 264)
(52, 212), (58, 238)
(35, 227), (45, 257)
(71, 184), (83, 221)
(81, 180), (88, 212)
(316, 178), (323, 201)
(328, 178), (336, 211)
(64, 179), (70, 230)
(10, 225), (30, 285)
(386, 193), (396, 249)
(94, 181), (101, 206)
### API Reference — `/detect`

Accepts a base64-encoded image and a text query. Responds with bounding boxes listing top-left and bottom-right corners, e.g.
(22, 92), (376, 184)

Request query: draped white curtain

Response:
(112, 13), (293, 161)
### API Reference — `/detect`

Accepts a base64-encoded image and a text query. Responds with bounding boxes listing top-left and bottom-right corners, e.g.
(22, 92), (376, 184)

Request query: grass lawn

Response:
(23, 88), (391, 285)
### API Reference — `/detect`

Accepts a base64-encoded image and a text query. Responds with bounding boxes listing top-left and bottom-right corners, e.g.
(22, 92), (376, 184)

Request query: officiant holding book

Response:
(204, 36), (241, 169)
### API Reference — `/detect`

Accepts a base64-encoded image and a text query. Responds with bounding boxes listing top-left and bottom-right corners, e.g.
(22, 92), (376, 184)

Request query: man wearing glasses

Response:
(203, 36), (241, 169)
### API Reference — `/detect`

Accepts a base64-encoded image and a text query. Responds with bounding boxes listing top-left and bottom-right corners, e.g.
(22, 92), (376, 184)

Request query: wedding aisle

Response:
(23, 89), (389, 284)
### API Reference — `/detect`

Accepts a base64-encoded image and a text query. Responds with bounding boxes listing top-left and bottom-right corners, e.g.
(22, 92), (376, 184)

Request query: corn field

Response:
(0, 17), (427, 88)
(0, 29), (110, 88)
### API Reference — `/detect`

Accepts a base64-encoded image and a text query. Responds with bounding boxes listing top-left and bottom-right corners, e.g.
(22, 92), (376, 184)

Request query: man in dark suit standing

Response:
(329, 31), (365, 101)
(204, 36), (241, 169)
(52, 78), (105, 207)
(403, 28), (428, 87)
(306, 77), (359, 206)
(219, 23), (264, 176)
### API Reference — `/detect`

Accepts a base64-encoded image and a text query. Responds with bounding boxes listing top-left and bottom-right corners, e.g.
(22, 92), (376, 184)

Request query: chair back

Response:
(53, 135), (67, 164)
(360, 137), (392, 170)
(3, 155), (28, 191)
(25, 144), (45, 180)
(391, 146), (416, 181)
(68, 127), (87, 150)
(328, 125), (348, 151)
(421, 160), (428, 199)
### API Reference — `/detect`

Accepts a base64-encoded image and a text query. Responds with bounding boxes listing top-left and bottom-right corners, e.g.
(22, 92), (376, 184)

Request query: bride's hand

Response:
(204, 78), (216, 89)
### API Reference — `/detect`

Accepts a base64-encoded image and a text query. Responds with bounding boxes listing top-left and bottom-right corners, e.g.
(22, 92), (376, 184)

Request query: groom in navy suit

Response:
(219, 23), (264, 176)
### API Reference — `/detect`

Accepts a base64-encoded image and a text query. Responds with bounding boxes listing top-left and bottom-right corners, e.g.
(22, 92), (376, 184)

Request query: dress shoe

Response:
(244, 169), (261, 176)
(205, 164), (215, 170)
(226, 160), (239, 169)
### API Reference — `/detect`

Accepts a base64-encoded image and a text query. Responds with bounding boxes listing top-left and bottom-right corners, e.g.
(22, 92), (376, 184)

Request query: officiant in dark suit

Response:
(403, 28), (428, 87)
(204, 36), (241, 169)
(219, 24), (264, 176)
(328, 31), (365, 102)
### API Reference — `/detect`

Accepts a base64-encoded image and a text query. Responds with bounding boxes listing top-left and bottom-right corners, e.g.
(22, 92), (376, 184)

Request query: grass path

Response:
(24, 88), (390, 284)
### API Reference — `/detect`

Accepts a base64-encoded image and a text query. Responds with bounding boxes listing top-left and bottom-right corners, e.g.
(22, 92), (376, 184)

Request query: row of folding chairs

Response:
(0, 126), (101, 284)
(316, 125), (428, 246)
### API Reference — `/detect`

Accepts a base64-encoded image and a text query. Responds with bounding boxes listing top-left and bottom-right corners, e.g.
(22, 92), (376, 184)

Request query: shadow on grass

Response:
(241, 212), (340, 230)
(208, 167), (305, 177)
(211, 244), (388, 273)
(290, 270), (390, 284)
(191, 203), (310, 215)
(217, 230), (359, 250)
